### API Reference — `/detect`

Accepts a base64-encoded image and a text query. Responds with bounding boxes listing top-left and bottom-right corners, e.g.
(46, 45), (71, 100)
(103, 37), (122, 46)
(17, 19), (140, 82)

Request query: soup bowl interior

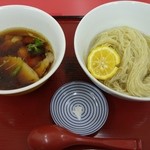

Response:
(74, 1), (150, 101)
(0, 5), (66, 95)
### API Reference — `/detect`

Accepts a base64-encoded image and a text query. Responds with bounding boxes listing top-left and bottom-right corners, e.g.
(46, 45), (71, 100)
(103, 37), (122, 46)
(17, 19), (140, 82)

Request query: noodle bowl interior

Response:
(88, 26), (150, 97)
(0, 28), (54, 90)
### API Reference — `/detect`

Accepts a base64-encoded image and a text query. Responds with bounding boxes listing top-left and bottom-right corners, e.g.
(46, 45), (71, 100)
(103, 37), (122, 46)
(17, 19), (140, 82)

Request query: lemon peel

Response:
(87, 45), (120, 80)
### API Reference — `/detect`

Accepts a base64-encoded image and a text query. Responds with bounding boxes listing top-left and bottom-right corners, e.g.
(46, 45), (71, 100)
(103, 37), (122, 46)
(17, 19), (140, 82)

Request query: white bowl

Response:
(74, 1), (150, 101)
(0, 5), (66, 95)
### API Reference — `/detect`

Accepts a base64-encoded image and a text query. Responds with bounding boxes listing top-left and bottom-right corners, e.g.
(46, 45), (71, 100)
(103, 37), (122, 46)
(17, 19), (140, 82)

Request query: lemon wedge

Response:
(87, 45), (120, 80)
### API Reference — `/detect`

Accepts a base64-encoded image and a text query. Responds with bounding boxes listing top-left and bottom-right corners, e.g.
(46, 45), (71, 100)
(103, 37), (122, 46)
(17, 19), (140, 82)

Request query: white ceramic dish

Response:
(0, 5), (66, 95)
(74, 1), (150, 101)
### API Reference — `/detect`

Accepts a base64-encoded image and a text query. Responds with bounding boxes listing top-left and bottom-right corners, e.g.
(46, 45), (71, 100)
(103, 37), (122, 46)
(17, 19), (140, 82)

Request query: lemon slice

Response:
(87, 45), (120, 80)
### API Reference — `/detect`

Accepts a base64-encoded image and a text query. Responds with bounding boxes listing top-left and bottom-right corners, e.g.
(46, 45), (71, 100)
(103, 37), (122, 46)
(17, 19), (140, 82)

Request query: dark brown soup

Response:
(0, 28), (54, 90)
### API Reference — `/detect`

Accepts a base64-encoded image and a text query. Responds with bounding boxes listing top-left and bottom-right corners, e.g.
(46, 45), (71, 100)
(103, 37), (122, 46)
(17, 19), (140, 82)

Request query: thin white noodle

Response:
(89, 26), (150, 97)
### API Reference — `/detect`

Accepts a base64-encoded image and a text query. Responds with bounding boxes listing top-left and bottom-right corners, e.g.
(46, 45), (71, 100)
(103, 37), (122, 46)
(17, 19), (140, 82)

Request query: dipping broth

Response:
(0, 28), (54, 90)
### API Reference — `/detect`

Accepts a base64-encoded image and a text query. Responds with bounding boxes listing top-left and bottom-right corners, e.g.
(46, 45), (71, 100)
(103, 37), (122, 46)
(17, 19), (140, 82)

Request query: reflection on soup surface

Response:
(0, 28), (54, 90)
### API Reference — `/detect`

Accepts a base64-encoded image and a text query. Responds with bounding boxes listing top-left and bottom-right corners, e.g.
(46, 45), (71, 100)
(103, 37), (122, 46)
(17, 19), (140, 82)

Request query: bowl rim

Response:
(74, 1), (150, 101)
(0, 4), (66, 95)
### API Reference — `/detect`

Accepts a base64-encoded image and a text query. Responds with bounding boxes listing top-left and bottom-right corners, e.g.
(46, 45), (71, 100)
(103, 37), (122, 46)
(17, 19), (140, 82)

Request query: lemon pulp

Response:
(87, 45), (120, 80)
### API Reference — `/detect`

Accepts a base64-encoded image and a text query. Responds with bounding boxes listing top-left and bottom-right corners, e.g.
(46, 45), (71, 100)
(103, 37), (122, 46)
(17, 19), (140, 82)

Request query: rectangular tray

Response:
(0, 1), (150, 149)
